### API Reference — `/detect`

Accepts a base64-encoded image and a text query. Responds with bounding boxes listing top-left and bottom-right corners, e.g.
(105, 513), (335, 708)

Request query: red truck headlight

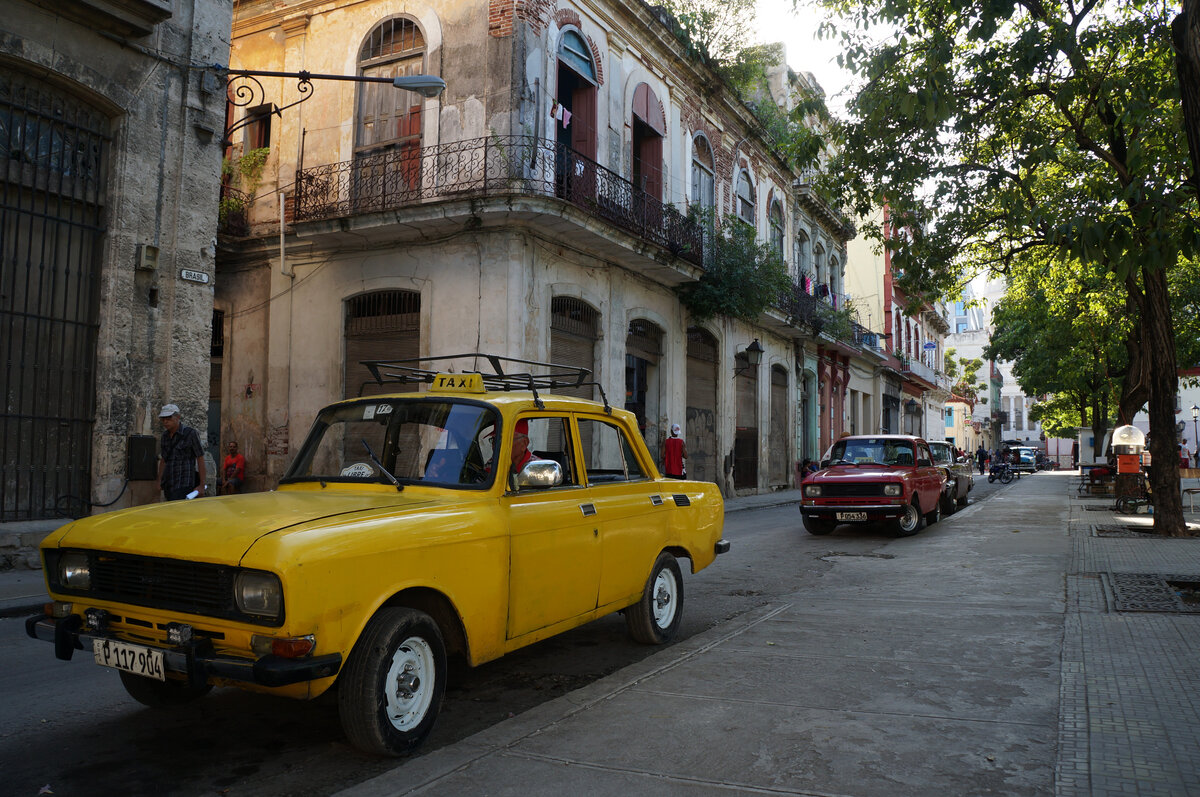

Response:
(883, 484), (902, 496)
(803, 484), (822, 497)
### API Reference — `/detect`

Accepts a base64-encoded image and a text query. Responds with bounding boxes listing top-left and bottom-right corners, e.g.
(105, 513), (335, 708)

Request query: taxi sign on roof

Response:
(432, 373), (486, 393)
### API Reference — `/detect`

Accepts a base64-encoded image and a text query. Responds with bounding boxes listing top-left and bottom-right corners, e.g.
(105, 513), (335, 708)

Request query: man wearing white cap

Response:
(662, 422), (687, 479)
(156, 403), (206, 500)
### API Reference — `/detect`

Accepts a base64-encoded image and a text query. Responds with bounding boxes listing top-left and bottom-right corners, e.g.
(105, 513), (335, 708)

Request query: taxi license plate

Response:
(93, 638), (165, 681)
(836, 512), (868, 522)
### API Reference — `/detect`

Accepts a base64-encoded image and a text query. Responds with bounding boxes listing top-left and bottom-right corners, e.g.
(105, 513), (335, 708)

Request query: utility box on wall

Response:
(127, 435), (158, 481)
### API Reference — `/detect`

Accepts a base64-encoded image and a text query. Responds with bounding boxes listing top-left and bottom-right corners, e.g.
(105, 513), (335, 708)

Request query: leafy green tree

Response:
(820, 0), (1200, 534)
(677, 212), (793, 323)
(985, 254), (1129, 459)
(944, 347), (986, 400)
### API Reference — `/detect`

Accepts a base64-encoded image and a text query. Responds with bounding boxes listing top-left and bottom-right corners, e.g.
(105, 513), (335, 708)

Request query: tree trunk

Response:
(1141, 266), (1188, 535)
(1118, 276), (1151, 425)
(1173, 0), (1200, 192)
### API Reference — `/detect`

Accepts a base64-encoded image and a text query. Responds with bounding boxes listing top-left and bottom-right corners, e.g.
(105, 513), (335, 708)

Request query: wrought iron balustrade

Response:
(292, 135), (703, 266)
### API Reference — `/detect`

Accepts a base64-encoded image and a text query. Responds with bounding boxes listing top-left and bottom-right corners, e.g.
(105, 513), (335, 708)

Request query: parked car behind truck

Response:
(28, 355), (730, 756)
(928, 440), (973, 514)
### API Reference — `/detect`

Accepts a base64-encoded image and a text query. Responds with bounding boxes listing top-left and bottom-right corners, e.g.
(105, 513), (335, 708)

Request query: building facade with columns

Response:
(217, 0), (881, 496)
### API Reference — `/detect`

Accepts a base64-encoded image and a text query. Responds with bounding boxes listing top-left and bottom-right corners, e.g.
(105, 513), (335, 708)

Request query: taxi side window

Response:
(577, 418), (644, 484)
(528, 416), (577, 486)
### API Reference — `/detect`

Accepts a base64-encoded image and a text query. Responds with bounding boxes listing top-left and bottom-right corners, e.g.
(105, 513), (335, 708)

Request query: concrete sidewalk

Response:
(335, 472), (1200, 797)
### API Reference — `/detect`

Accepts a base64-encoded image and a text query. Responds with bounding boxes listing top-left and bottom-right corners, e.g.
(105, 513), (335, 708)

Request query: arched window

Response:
(814, 243), (826, 287)
(736, 169), (755, 225)
(557, 30), (597, 160)
(769, 201), (785, 261)
(794, 229), (810, 282)
(632, 83), (665, 199)
(828, 257), (840, 306)
(356, 17), (428, 156)
(691, 134), (715, 212)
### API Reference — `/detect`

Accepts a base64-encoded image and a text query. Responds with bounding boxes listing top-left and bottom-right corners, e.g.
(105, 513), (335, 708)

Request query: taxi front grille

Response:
(45, 550), (279, 626)
(821, 483), (888, 497)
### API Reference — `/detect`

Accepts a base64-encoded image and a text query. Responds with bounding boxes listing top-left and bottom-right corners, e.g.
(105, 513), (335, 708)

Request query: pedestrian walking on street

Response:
(663, 423), (687, 479)
(157, 403), (206, 501)
(976, 445), (987, 475)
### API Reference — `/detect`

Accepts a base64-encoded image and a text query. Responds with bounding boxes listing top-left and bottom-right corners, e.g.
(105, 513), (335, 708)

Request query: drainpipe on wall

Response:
(279, 192), (292, 278)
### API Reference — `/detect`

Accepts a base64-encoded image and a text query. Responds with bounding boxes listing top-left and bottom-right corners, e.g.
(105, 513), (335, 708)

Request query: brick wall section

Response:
(489, 0), (514, 36)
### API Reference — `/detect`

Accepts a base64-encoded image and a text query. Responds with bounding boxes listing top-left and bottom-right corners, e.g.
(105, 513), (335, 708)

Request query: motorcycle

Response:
(988, 462), (1015, 484)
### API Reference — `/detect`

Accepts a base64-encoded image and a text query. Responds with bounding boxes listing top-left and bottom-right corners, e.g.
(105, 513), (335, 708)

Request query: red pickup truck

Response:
(799, 435), (946, 537)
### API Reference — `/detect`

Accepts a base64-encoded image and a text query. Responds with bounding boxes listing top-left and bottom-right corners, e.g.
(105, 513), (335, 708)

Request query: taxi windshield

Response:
(282, 399), (501, 488)
(829, 439), (917, 467)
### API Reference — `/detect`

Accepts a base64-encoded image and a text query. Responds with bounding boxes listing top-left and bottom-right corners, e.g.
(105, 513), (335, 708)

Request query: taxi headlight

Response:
(803, 484), (822, 497)
(59, 551), (91, 589)
(883, 484), (902, 496)
(235, 571), (283, 619)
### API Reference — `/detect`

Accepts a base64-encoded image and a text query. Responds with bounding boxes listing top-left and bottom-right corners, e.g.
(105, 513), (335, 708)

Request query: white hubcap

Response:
(384, 636), (435, 731)
(652, 569), (677, 628)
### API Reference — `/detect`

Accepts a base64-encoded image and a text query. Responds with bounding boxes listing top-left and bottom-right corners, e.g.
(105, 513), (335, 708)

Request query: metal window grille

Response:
(1, 66), (109, 521)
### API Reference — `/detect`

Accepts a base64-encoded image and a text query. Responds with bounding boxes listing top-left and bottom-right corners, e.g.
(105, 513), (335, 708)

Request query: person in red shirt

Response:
(218, 441), (246, 495)
(662, 423), (687, 479)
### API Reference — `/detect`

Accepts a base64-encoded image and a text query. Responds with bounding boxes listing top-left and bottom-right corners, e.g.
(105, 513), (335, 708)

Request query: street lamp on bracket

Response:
(221, 68), (447, 146)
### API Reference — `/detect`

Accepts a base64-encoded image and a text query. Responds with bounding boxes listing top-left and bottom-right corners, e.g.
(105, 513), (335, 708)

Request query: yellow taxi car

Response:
(27, 354), (729, 755)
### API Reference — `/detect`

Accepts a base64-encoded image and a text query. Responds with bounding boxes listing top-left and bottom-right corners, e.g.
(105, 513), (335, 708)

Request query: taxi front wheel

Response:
(626, 552), (684, 645)
(339, 607), (446, 756)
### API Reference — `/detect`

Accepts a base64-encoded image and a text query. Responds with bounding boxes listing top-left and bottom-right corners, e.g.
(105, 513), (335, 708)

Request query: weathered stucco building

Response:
(1, 0), (232, 554)
(218, 0), (879, 497)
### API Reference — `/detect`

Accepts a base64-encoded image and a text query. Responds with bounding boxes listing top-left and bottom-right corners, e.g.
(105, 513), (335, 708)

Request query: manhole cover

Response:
(1109, 573), (1200, 613)
(1093, 524), (1157, 537)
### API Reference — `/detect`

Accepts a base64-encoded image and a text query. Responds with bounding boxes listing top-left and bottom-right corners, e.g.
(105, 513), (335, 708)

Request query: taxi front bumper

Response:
(26, 614), (341, 688)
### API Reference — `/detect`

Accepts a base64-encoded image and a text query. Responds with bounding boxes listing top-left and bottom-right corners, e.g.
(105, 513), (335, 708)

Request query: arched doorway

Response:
(344, 290), (421, 398)
(685, 327), (718, 484)
(625, 318), (663, 442)
(1, 67), (109, 521)
(734, 350), (758, 490)
(769, 365), (789, 487)
(550, 296), (599, 400)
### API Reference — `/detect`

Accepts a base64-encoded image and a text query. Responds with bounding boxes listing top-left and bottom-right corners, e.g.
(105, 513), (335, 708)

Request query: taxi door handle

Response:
(580, 503), (596, 517)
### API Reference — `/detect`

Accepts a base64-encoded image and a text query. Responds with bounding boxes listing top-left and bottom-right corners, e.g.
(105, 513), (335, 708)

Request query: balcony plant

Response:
(219, 147), (270, 231)
(677, 209), (790, 323)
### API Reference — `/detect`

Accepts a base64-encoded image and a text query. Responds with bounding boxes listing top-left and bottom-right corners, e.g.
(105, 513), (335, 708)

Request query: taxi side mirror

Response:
(514, 459), (563, 490)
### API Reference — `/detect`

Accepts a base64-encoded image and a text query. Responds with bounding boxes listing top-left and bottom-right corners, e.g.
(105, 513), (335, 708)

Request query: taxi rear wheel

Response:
(339, 607), (446, 756)
(626, 552), (684, 645)
(119, 670), (212, 707)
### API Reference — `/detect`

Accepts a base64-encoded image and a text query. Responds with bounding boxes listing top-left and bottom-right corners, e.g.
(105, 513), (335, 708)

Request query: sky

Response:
(753, 0), (854, 113)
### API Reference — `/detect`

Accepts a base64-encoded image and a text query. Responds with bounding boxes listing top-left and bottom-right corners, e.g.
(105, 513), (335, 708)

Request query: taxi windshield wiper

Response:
(362, 439), (403, 491)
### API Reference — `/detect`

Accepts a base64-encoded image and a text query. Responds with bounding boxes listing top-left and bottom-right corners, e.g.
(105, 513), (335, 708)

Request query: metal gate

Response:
(345, 290), (421, 398)
(1, 67), (108, 521)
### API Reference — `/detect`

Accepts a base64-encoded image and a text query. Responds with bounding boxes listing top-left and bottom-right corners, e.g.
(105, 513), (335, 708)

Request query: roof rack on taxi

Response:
(359, 353), (612, 413)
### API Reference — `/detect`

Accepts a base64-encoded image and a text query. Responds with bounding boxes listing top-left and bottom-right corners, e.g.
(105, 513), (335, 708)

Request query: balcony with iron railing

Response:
(290, 135), (703, 267)
(774, 280), (886, 353)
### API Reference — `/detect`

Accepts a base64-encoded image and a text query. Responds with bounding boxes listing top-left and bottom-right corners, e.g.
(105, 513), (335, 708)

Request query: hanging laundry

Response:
(561, 108), (571, 127)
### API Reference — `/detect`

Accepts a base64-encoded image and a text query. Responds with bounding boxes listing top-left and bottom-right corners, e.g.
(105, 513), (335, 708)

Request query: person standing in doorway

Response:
(157, 404), (206, 501)
(219, 441), (246, 495)
(663, 423), (687, 479)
